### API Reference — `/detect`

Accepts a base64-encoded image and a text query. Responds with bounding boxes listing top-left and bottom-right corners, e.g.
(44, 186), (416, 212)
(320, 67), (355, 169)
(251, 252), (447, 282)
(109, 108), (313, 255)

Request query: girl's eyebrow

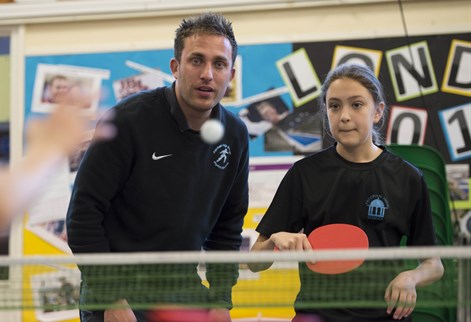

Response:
(348, 95), (365, 100)
(328, 95), (365, 101)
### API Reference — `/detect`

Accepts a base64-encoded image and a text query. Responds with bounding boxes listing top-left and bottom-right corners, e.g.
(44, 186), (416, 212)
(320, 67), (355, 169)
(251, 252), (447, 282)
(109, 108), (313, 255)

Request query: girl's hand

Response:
(384, 271), (417, 320)
(270, 232), (312, 251)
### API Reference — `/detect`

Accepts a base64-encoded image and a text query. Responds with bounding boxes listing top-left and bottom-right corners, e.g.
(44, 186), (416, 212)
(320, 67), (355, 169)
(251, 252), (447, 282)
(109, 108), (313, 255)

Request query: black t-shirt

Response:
(256, 144), (437, 321)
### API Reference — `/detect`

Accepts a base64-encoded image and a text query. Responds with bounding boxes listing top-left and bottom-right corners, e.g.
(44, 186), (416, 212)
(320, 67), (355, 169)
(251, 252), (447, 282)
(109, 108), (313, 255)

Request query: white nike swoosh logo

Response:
(152, 153), (172, 161)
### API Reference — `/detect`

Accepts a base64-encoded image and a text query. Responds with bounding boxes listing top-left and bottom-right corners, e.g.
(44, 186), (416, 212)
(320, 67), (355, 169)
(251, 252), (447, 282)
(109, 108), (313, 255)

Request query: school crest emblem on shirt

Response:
(366, 194), (389, 221)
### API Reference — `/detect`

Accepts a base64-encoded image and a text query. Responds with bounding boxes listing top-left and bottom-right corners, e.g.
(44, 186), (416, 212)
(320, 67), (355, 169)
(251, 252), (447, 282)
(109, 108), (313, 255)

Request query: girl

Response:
(249, 64), (444, 322)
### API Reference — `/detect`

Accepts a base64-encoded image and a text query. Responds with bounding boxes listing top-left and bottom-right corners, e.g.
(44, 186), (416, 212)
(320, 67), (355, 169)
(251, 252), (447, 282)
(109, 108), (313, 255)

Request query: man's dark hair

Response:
(174, 12), (238, 65)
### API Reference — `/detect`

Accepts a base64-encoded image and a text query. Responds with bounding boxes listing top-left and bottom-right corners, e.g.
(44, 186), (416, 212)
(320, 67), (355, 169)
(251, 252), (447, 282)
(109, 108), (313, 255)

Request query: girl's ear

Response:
(374, 102), (385, 124)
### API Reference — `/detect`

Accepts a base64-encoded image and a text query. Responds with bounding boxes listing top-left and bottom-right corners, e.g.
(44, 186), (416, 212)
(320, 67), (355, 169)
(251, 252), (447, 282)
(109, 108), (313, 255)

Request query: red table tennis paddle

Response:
(149, 306), (209, 322)
(306, 223), (368, 274)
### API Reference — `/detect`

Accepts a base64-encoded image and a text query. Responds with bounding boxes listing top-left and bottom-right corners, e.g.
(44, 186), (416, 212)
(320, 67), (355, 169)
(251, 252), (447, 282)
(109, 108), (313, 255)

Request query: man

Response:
(66, 12), (249, 322)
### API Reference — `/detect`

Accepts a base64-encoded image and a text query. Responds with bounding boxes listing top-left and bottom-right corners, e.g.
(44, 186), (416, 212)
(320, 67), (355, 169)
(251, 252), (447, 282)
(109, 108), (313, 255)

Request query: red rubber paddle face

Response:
(149, 307), (209, 322)
(307, 223), (369, 274)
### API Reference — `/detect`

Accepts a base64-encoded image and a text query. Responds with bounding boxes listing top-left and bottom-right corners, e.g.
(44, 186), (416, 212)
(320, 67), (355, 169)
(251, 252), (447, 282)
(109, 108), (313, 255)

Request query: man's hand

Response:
(104, 299), (137, 322)
(208, 308), (232, 322)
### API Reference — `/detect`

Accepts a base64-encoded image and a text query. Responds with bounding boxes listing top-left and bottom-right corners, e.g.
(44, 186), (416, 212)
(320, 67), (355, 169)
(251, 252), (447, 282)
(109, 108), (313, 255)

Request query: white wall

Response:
(22, 1), (471, 56)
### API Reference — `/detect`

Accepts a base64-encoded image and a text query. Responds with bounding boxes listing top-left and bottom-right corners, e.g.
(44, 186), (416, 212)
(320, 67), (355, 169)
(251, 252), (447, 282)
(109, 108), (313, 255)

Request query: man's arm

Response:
(66, 108), (132, 310)
(204, 130), (249, 309)
(66, 107), (127, 254)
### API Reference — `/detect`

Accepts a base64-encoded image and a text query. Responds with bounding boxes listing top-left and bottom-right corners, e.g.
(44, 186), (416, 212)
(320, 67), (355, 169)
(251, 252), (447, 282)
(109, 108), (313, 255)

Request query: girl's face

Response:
(326, 77), (384, 154)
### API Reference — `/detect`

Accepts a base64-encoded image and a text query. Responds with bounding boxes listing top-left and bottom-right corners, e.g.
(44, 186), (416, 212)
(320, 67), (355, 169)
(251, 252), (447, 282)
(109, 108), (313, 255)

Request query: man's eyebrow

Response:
(189, 52), (230, 62)
(188, 52), (204, 58)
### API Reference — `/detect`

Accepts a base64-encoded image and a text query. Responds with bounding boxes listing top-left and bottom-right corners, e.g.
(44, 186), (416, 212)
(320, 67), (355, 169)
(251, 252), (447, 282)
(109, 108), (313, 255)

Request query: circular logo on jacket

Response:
(213, 144), (231, 169)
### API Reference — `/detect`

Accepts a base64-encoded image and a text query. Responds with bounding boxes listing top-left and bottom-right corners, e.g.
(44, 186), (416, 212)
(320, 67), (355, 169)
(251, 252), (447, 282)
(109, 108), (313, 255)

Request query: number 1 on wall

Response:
(439, 103), (471, 161)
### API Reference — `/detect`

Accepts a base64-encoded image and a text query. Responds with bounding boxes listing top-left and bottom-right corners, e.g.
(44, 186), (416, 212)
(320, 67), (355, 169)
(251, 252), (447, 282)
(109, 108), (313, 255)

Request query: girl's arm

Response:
(249, 232), (312, 272)
(384, 257), (444, 320)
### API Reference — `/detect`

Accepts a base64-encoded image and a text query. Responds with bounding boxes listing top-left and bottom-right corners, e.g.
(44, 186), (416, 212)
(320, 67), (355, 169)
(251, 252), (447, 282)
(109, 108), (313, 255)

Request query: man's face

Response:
(170, 34), (235, 117)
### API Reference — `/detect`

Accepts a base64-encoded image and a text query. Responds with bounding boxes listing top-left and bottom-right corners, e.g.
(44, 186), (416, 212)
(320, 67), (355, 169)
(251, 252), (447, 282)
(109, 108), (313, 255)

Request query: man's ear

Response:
(170, 58), (179, 79)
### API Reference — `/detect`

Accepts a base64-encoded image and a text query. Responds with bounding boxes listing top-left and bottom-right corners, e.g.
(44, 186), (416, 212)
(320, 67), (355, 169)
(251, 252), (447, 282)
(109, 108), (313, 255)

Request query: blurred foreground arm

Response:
(0, 89), (114, 228)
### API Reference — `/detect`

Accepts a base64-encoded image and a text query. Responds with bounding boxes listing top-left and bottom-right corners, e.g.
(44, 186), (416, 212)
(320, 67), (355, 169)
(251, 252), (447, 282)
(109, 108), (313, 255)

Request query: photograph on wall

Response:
(238, 93), (290, 139)
(447, 164), (470, 203)
(112, 71), (165, 102)
(221, 55), (242, 105)
(269, 104), (322, 154)
(26, 159), (72, 254)
(31, 63), (110, 115)
(239, 93), (322, 154)
(31, 269), (81, 322)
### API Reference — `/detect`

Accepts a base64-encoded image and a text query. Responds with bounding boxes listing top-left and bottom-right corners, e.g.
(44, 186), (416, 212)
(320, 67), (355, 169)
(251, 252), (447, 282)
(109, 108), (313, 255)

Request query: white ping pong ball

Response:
(201, 119), (224, 144)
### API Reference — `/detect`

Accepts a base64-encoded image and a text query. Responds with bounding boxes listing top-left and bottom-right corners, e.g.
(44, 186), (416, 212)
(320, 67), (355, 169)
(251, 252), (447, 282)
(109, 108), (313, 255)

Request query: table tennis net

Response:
(0, 246), (469, 318)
